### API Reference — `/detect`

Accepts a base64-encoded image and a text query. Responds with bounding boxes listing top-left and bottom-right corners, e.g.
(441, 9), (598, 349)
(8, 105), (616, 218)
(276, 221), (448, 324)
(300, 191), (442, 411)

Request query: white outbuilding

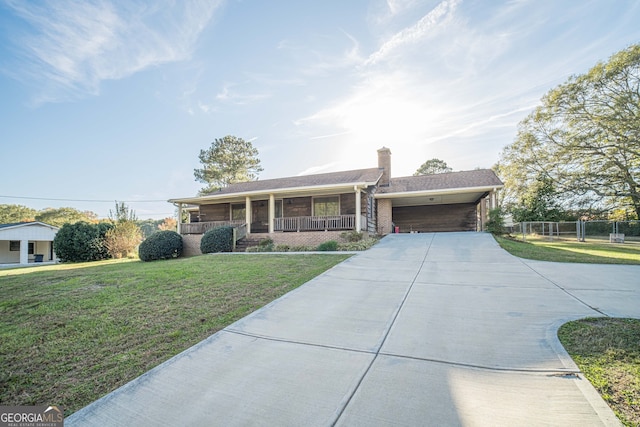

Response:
(0, 222), (58, 265)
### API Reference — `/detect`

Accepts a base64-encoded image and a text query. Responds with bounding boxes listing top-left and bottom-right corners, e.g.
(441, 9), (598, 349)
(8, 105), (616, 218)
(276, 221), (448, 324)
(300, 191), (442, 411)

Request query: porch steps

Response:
(234, 237), (261, 252)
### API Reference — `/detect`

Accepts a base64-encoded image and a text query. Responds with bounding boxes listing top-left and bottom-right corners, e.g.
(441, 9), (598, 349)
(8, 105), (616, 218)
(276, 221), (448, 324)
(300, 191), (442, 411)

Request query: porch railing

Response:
(180, 220), (245, 235)
(232, 223), (248, 251)
(274, 215), (361, 232)
(180, 215), (366, 234)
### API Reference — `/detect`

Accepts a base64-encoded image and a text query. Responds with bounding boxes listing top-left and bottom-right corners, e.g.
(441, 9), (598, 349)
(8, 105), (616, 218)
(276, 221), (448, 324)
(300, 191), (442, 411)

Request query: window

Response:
(275, 200), (283, 218)
(9, 241), (34, 254)
(231, 204), (246, 221)
(313, 196), (340, 216)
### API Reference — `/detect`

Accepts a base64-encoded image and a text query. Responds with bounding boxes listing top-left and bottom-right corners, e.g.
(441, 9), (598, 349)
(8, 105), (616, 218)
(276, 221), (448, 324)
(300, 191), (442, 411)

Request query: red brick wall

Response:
(182, 234), (202, 257)
(377, 199), (393, 235)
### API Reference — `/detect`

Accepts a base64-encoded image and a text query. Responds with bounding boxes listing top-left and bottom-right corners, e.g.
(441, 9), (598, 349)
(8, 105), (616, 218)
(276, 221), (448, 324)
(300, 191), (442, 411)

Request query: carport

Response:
(375, 170), (503, 233)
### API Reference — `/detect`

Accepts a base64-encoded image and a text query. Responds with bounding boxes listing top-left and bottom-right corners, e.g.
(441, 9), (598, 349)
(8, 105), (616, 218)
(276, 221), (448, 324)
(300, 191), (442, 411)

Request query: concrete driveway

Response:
(68, 232), (640, 426)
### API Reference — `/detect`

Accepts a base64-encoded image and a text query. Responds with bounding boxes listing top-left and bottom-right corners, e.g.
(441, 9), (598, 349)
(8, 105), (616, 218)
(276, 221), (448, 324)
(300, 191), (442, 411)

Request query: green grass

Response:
(494, 235), (640, 265)
(0, 254), (350, 416)
(558, 318), (640, 426)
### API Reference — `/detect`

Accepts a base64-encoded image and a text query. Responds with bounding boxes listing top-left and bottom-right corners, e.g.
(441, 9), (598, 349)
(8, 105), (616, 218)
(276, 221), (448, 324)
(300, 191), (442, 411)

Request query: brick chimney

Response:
(377, 147), (391, 186)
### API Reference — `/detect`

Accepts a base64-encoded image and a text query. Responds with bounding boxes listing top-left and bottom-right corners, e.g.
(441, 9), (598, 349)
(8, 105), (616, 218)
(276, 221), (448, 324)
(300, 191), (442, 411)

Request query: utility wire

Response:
(0, 195), (166, 203)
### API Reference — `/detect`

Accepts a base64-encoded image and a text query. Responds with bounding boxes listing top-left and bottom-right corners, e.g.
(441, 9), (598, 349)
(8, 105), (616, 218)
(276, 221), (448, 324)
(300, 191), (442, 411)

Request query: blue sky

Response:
(1, 0), (639, 219)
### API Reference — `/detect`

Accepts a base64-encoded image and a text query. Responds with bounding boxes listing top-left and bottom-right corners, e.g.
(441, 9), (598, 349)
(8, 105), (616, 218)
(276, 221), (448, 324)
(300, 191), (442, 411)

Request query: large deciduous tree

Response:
(499, 44), (640, 219)
(194, 135), (263, 195)
(35, 207), (98, 227)
(414, 158), (452, 176)
(0, 204), (37, 223)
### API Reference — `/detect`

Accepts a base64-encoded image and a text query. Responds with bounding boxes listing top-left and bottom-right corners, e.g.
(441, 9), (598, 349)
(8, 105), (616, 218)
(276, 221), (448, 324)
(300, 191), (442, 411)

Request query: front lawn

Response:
(0, 254), (350, 415)
(558, 318), (640, 427)
(494, 235), (640, 265)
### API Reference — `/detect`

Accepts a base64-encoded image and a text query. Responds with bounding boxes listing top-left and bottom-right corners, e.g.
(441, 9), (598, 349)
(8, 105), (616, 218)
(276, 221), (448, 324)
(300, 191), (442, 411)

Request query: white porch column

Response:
(354, 186), (361, 232)
(177, 204), (183, 234)
(491, 189), (498, 209)
(245, 196), (252, 234)
(268, 194), (275, 234)
(20, 239), (29, 265)
(480, 197), (488, 231)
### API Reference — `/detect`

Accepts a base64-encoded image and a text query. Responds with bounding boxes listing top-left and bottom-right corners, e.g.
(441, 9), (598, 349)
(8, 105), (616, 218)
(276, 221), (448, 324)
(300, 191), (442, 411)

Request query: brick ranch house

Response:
(168, 147), (503, 255)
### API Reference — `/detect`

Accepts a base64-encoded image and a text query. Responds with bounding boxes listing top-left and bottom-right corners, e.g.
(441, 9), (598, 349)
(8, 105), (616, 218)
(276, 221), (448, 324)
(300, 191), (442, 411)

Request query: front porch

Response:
(179, 214), (365, 235)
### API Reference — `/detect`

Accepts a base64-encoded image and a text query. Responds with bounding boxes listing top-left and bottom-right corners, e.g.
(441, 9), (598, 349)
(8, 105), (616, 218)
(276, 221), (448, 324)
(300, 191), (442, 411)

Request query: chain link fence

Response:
(509, 220), (640, 242)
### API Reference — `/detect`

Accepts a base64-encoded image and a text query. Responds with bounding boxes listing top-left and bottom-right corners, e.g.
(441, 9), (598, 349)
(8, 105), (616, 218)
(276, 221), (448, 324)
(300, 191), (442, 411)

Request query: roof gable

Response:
(0, 221), (59, 231)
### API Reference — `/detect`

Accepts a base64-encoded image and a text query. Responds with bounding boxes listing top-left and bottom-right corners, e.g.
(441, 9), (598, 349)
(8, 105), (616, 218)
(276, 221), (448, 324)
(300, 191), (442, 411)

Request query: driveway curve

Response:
(68, 232), (640, 426)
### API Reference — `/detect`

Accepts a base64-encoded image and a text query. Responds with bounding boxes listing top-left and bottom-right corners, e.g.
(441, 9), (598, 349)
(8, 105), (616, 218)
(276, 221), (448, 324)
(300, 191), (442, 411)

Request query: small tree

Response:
(485, 208), (506, 235)
(104, 222), (143, 259)
(105, 202), (143, 259)
(194, 135), (263, 195)
(110, 201), (138, 222)
(414, 159), (452, 176)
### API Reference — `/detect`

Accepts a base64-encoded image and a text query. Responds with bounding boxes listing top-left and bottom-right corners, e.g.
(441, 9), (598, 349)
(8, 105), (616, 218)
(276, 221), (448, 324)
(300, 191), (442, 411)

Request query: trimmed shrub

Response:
(53, 221), (113, 262)
(274, 244), (290, 252)
(486, 208), (506, 235)
(138, 230), (183, 261)
(316, 240), (338, 251)
(200, 226), (234, 253)
(340, 231), (363, 242)
(338, 238), (379, 251)
(258, 238), (275, 251)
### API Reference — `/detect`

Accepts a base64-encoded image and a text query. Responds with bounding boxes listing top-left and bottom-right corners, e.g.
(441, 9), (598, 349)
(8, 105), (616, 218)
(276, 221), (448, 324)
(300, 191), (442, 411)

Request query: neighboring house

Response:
(168, 147), (503, 254)
(0, 222), (58, 265)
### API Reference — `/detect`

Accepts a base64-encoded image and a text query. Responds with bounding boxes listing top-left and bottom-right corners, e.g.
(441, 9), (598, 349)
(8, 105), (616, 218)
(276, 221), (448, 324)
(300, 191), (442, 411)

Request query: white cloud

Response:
(4, 0), (221, 103)
(366, 0), (461, 66)
(296, 162), (340, 176)
(215, 82), (271, 105)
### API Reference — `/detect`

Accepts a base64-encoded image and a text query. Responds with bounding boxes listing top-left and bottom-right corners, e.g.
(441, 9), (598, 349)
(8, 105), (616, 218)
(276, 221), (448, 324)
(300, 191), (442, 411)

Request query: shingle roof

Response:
(202, 168), (383, 196)
(0, 222), (33, 229)
(378, 169), (503, 194)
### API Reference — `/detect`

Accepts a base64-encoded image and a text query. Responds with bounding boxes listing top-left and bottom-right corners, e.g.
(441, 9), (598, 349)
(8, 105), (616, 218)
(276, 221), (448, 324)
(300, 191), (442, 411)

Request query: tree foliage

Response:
(53, 222), (113, 262)
(414, 158), (452, 176)
(0, 204), (98, 227)
(104, 221), (143, 259)
(498, 44), (640, 219)
(194, 135), (263, 195)
(509, 176), (569, 222)
(0, 204), (37, 224)
(105, 202), (142, 259)
(35, 207), (97, 227)
(158, 217), (177, 231)
(109, 201), (138, 222)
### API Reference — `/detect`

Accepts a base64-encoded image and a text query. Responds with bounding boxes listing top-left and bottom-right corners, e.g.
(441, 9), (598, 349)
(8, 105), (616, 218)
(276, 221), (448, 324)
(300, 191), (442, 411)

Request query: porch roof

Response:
(169, 168), (383, 205)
